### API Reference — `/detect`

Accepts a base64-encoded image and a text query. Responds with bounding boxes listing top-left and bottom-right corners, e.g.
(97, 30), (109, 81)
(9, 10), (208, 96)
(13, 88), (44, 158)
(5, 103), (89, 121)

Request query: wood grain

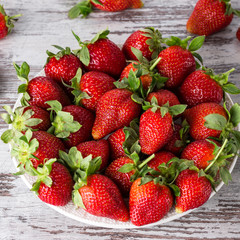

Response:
(0, 0), (240, 239)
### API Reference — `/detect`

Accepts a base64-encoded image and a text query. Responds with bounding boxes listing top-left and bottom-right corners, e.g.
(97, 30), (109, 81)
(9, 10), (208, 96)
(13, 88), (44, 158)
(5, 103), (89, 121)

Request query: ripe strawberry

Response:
(129, 178), (173, 226)
(73, 29), (126, 78)
(60, 149), (129, 221)
(146, 89), (180, 107)
(157, 36), (205, 88)
(184, 102), (228, 140)
(31, 159), (73, 206)
(181, 140), (218, 169)
(44, 46), (83, 84)
(0, 5), (21, 39)
(175, 169), (212, 213)
(237, 27), (240, 41)
(77, 71), (116, 111)
(68, 0), (143, 18)
(14, 62), (71, 109)
(186, 0), (240, 36)
(10, 130), (65, 171)
(147, 151), (176, 172)
(139, 102), (187, 155)
(108, 128), (126, 160)
(122, 27), (163, 61)
(105, 157), (135, 196)
(76, 139), (110, 171)
(179, 68), (239, 107)
(92, 89), (141, 140)
(47, 101), (95, 148)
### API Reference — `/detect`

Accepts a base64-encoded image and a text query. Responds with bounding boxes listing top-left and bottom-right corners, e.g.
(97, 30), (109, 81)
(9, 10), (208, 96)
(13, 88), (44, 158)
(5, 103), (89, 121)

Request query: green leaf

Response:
(169, 104), (187, 117)
(18, 84), (28, 93)
(118, 163), (135, 173)
(79, 45), (90, 66)
(131, 47), (143, 62)
(128, 69), (140, 92)
(140, 176), (153, 186)
(68, 0), (92, 19)
(204, 114), (228, 130)
(46, 100), (62, 112)
(192, 52), (203, 65)
(1, 113), (12, 124)
(169, 184), (180, 197)
(1, 129), (14, 143)
(219, 167), (232, 185)
(230, 103), (240, 127)
(188, 36), (205, 52)
(72, 189), (86, 209)
(222, 83), (240, 94)
(91, 0), (104, 5)
(91, 29), (109, 44)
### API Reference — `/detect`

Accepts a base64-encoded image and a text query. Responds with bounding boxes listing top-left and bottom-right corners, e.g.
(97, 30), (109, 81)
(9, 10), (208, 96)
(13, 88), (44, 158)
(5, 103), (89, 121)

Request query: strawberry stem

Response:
(138, 154), (155, 169)
(149, 57), (161, 71)
(204, 138), (228, 173)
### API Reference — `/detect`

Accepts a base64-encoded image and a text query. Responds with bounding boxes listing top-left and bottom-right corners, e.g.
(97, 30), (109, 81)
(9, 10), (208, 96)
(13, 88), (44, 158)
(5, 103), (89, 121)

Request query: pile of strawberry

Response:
(2, 28), (240, 227)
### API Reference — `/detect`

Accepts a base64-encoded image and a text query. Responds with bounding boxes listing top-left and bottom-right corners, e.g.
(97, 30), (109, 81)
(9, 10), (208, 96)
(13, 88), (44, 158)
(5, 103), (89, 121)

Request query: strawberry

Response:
(47, 101), (95, 148)
(31, 159), (73, 206)
(179, 68), (240, 107)
(71, 70), (116, 111)
(10, 130), (65, 171)
(146, 89), (180, 107)
(0, 5), (21, 39)
(237, 27), (240, 41)
(181, 140), (217, 169)
(129, 178), (173, 226)
(68, 0), (143, 19)
(147, 151), (176, 172)
(60, 148), (129, 221)
(184, 102), (228, 140)
(175, 169), (212, 213)
(1, 105), (51, 137)
(76, 139), (110, 171)
(122, 27), (164, 61)
(187, 0), (240, 36)
(73, 29), (126, 78)
(13, 62), (71, 109)
(140, 100), (187, 155)
(44, 46), (83, 84)
(92, 89), (141, 140)
(157, 36), (205, 88)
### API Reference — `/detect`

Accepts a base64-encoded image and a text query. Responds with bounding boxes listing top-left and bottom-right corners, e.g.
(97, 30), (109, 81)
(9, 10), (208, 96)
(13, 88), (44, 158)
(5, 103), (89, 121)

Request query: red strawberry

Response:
(0, 5), (21, 39)
(175, 169), (212, 213)
(76, 139), (110, 171)
(105, 157), (135, 196)
(14, 62), (71, 109)
(10, 130), (65, 170)
(181, 140), (217, 169)
(184, 102), (228, 140)
(44, 46), (83, 84)
(129, 178), (173, 226)
(146, 89), (180, 107)
(92, 89), (141, 140)
(68, 0), (143, 18)
(108, 128), (126, 160)
(79, 71), (116, 111)
(48, 102), (95, 148)
(157, 36), (205, 88)
(179, 69), (239, 107)
(31, 159), (73, 206)
(139, 103), (187, 155)
(237, 27), (240, 41)
(147, 151), (176, 172)
(186, 0), (240, 36)
(73, 30), (126, 78)
(122, 27), (163, 61)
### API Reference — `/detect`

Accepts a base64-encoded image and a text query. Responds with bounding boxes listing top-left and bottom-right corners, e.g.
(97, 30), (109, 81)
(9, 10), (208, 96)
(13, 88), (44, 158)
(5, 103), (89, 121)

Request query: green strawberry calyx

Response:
(203, 67), (240, 94)
(59, 146), (102, 209)
(72, 29), (109, 66)
(164, 35), (205, 69)
(1, 105), (42, 144)
(46, 45), (72, 63)
(221, 0), (240, 17)
(0, 5), (22, 34)
(30, 158), (56, 194)
(140, 27), (165, 59)
(10, 129), (40, 176)
(143, 96), (187, 118)
(46, 100), (81, 139)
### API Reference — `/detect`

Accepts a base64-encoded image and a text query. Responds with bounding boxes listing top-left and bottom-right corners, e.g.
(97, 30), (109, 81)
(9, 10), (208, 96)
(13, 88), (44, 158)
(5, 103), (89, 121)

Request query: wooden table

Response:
(0, 0), (240, 239)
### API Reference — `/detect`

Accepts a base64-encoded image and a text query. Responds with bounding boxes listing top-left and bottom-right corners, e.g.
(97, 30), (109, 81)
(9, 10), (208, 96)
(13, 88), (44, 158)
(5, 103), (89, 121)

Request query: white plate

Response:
(10, 70), (240, 228)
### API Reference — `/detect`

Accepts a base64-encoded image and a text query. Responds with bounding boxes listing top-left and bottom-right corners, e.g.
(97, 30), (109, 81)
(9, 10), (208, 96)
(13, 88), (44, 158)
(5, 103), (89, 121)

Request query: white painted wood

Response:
(0, 0), (240, 239)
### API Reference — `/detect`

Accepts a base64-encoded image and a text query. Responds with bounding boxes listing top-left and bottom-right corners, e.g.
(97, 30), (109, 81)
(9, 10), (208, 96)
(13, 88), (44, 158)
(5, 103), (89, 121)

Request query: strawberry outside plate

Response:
(9, 69), (240, 229)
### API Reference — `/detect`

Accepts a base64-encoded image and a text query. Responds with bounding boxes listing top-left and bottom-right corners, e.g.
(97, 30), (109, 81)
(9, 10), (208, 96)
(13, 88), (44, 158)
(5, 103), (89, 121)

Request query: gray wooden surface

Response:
(0, 0), (240, 239)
